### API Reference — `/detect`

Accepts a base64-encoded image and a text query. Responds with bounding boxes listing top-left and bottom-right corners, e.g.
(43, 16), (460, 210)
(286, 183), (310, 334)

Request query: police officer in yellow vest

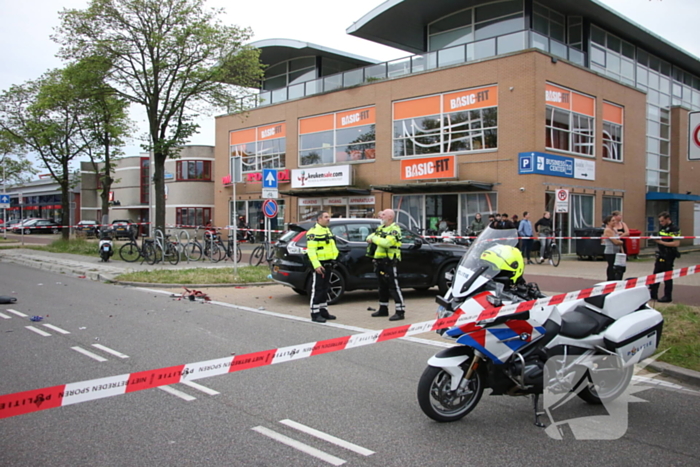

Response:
(306, 211), (340, 323)
(366, 209), (405, 321)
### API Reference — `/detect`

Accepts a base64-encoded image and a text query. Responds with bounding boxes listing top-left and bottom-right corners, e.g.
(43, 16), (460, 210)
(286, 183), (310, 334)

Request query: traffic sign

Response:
(262, 199), (278, 218)
(262, 169), (278, 189)
(689, 111), (700, 160)
(0, 194), (9, 209)
(555, 188), (569, 213)
(262, 189), (278, 199)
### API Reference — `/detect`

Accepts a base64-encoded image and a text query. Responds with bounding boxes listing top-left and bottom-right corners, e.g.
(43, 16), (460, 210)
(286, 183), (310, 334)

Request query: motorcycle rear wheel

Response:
(576, 359), (633, 405)
(417, 364), (484, 422)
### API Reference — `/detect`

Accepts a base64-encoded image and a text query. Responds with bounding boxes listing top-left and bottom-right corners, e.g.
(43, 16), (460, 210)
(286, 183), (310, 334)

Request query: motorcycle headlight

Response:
(436, 305), (454, 320)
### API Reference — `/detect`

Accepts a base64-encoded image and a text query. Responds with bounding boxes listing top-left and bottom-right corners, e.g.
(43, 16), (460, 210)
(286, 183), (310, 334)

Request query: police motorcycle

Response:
(417, 226), (664, 426)
(98, 227), (114, 262)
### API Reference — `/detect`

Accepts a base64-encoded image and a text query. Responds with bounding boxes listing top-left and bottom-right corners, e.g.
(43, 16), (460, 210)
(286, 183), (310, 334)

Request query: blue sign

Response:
(262, 169), (278, 189)
(518, 152), (574, 178)
(0, 194), (9, 204)
(263, 199), (278, 218)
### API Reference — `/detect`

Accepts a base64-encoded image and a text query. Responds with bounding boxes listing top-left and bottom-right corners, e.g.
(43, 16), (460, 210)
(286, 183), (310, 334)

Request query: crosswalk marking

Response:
(252, 426), (346, 466)
(70, 346), (108, 362)
(6, 309), (28, 318)
(42, 324), (70, 335)
(158, 385), (196, 402)
(92, 344), (129, 359)
(0, 312), (10, 319)
(280, 419), (374, 456)
(25, 326), (52, 337)
(180, 380), (220, 396)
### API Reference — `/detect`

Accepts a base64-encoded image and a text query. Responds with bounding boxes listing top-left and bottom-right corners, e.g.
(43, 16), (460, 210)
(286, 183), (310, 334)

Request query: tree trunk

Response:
(153, 151), (166, 236)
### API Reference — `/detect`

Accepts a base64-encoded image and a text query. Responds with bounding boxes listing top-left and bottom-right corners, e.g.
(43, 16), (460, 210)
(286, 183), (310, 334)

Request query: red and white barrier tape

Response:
(1, 264), (698, 420)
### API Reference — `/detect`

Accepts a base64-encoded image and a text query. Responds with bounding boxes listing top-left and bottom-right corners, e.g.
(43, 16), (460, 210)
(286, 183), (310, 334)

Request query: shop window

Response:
(176, 160), (211, 181)
(230, 123), (286, 173)
(602, 102), (623, 162)
(393, 86), (498, 158)
(545, 84), (595, 157)
(299, 107), (376, 167)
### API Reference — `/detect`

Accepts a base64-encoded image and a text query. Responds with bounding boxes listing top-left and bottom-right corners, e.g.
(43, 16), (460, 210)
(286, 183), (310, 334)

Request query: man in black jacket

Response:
(649, 211), (680, 303)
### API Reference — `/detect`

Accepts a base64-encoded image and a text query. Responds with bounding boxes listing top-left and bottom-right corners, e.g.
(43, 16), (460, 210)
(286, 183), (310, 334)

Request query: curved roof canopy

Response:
(347, 0), (700, 76)
(250, 39), (379, 68)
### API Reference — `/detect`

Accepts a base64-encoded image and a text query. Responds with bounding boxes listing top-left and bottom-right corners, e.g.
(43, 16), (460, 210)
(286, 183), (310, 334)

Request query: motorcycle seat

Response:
(560, 306), (614, 339)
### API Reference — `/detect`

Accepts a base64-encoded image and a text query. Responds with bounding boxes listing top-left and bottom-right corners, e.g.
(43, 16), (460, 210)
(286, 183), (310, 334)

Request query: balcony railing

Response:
(238, 30), (586, 109)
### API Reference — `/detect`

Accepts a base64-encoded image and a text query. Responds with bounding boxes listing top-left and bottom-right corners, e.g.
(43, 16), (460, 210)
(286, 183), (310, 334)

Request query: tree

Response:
(64, 56), (133, 226)
(0, 131), (37, 186)
(54, 0), (264, 233)
(0, 71), (91, 239)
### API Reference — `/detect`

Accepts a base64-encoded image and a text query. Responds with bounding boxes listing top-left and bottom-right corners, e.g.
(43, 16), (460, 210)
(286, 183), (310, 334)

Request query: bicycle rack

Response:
(178, 229), (191, 263)
(154, 229), (165, 264)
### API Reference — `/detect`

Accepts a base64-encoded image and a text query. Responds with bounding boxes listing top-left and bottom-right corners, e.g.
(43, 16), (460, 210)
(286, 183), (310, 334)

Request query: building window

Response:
(299, 107), (376, 166)
(230, 123), (286, 173)
(176, 160), (211, 181)
(602, 102), (623, 161)
(393, 85), (498, 158)
(533, 2), (565, 43)
(602, 196), (622, 219)
(427, 0), (524, 51)
(176, 207), (211, 228)
(263, 56), (316, 91)
(545, 83), (595, 156)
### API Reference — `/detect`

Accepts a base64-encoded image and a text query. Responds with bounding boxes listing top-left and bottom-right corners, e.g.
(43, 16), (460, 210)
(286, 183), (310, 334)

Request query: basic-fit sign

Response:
(400, 155), (456, 181)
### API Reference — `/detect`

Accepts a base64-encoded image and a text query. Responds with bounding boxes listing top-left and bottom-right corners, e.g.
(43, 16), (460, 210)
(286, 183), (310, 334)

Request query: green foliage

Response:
(54, 0), (265, 232)
(44, 238), (101, 255)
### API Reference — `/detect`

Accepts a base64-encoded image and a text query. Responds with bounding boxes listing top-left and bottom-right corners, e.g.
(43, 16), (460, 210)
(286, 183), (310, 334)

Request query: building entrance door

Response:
(425, 194), (458, 234)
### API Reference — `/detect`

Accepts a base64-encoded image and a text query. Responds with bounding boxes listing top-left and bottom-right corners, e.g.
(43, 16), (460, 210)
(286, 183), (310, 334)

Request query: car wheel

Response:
(437, 262), (457, 296)
(23, 228), (31, 235)
(306, 270), (346, 305)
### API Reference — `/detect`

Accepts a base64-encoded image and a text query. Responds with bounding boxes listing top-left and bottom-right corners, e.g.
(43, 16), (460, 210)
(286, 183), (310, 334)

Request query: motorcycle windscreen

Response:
(450, 227), (519, 298)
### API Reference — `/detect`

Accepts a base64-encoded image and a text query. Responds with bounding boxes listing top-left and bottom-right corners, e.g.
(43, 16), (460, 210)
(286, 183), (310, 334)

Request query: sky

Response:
(1, 0), (699, 160)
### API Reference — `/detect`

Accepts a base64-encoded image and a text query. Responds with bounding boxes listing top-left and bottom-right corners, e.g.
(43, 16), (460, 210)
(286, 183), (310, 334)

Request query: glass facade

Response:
(545, 83), (595, 157)
(176, 160), (211, 181)
(230, 123), (286, 173)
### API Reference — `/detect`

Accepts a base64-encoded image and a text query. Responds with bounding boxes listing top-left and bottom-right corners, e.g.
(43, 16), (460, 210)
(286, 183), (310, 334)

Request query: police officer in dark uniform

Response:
(306, 211), (339, 323)
(366, 209), (405, 321)
(649, 211), (681, 303)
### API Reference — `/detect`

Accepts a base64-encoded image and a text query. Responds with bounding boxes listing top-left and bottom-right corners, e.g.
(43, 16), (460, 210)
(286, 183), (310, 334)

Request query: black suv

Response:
(270, 219), (468, 304)
(110, 219), (137, 239)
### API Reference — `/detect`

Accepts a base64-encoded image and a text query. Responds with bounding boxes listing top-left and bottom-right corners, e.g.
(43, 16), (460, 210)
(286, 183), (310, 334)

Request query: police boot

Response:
(320, 308), (336, 320)
(371, 306), (389, 317)
(389, 312), (405, 321)
(311, 313), (326, 323)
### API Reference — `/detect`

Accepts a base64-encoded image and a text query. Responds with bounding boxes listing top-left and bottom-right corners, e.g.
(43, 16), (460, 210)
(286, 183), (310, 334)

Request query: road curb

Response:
(646, 361), (700, 388)
(108, 279), (276, 288)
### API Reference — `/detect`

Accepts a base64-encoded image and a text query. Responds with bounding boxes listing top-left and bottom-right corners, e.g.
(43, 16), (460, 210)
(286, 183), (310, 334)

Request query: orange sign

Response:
(230, 128), (256, 146)
(603, 102), (623, 124)
(545, 84), (594, 117)
(443, 85), (498, 112)
(400, 155), (456, 181)
(394, 95), (441, 120)
(258, 122), (286, 140)
(335, 107), (375, 129)
(299, 114), (334, 135)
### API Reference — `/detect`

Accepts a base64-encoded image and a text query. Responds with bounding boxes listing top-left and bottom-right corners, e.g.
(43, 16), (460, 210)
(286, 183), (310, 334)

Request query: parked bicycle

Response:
(249, 237), (275, 266)
(202, 227), (226, 262)
(220, 233), (243, 263)
(144, 230), (180, 265)
(181, 227), (204, 262)
(119, 231), (155, 263)
(535, 228), (561, 267)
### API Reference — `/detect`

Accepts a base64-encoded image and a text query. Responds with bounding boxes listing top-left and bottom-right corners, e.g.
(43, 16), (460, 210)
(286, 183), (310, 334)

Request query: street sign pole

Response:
(2, 162), (6, 239)
(230, 156), (242, 277)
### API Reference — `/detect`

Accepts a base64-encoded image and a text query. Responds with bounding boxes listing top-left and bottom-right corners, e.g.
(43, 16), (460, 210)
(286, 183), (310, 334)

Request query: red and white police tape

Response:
(1, 264), (698, 420)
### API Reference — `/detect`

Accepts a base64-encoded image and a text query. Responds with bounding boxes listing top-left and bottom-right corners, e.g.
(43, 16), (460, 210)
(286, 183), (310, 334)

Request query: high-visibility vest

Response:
(306, 223), (339, 269)
(367, 222), (402, 260)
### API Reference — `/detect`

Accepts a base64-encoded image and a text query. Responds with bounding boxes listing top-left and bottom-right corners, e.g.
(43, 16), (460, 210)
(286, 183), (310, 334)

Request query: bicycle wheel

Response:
(144, 243), (159, 265)
(166, 243), (180, 265)
(550, 244), (561, 267)
(249, 245), (265, 266)
(119, 242), (141, 262)
(185, 242), (203, 261)
(237, 247), (242, 263)
(208, 242), (225, 263)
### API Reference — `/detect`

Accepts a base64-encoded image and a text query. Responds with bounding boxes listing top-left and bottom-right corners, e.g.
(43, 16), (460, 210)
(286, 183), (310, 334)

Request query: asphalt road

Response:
(1, 262), (700, 466)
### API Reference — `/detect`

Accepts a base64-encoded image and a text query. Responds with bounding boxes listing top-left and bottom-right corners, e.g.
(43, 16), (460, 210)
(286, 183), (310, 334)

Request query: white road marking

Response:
(25, 326), (52, 337)
(280, 419), (374, 456)
(70, 346), (108, 362)
(0, 312), (11, 319)
(158, 385), (196, 401)
(6, 309), (28, 318)
(91, 344), (129, 359)
(252, 426), (346, 466)
(42, 323), (70, 334)
(180, 380), (220, 396)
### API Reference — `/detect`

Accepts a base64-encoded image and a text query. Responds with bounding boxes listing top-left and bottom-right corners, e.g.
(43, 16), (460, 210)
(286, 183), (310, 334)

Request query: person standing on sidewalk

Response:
(306, 211), (339, 323)
(649, 211), (681, 303)
(602, 215), (625, 281)
(366, 209), (405, 321)
(534, 211), (553, 262)
(518, 211), (534, 265)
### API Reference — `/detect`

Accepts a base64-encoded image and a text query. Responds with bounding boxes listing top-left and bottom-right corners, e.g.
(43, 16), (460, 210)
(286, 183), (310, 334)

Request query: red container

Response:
(624, 229), (641, 256)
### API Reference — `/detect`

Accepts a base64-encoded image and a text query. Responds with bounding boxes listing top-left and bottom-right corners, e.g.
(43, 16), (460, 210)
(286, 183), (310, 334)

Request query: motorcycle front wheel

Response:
(417, 364), (484, 422)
